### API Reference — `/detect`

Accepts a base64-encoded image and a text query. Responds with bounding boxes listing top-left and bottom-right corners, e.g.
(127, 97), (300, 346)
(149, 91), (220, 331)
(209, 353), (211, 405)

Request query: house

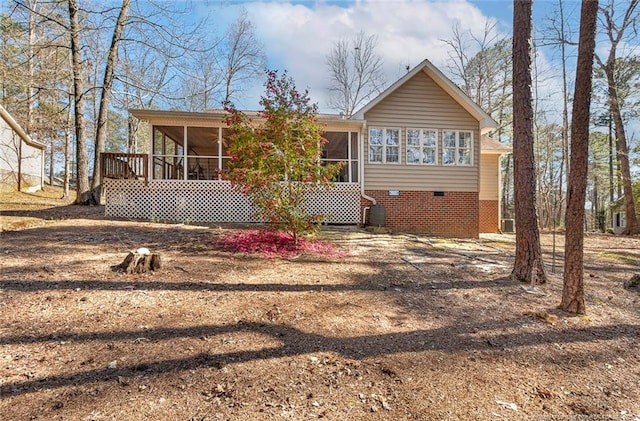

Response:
(0, 105), (46, 193)
(613, 212), (625, 234)
(103, 59), (511, 237)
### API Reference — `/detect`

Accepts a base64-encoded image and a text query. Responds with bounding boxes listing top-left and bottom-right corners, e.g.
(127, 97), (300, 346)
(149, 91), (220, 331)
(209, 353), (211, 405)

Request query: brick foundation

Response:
(363, 190), (479, 238)
(479, 200), (500, 233)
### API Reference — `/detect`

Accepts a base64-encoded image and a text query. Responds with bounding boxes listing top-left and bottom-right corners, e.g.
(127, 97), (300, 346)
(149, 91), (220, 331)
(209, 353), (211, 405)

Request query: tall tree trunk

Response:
(511, 0), (547, 284)
(68, 0), (91, 205)
(49, 138), (54, 186)
(63, 93), (72, 199)
(593, 174), (599, 231)
(607, 76), (639, 234)
(26, 0), (37, 134)
(558, 0), (570, 228)
(596, 0), (640, 235)
(562, 0), (598, 314)
(91, 0), (131, 202)
(608, 114), (614, 228)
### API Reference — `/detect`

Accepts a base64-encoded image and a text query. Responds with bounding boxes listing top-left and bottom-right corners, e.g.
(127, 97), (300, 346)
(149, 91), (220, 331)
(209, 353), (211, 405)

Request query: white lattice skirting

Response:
(104, 179), (361, 224)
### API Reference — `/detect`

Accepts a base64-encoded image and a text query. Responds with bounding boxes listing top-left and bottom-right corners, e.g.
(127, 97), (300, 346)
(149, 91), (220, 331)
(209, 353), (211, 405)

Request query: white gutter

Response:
(0, 105), (46, 150)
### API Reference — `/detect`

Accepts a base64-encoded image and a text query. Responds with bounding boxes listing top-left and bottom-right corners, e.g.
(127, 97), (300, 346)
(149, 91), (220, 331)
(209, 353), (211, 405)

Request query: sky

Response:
(196, 0), (587, 115)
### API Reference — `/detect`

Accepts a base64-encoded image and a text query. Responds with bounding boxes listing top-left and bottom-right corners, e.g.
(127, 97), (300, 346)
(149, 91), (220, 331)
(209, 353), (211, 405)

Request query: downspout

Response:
(358, 120), (376, 225)
(17, 137), (22, 192)
(41, 144), (45, 191)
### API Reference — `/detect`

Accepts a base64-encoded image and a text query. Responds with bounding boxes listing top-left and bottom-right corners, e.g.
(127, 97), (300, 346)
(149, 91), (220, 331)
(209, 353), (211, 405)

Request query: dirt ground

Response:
(1, 188), (639, 420)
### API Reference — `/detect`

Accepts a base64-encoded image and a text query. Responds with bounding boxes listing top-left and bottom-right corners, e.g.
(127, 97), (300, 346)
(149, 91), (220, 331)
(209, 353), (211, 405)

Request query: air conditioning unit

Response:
(501, 219), (515, 233)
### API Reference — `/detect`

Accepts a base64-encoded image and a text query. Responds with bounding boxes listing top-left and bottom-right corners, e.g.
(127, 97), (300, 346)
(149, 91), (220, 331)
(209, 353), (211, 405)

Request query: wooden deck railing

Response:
(101, 153), (148, 181)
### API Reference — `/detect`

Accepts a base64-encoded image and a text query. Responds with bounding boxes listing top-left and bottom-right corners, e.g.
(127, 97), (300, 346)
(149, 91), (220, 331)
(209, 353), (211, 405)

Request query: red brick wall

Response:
(479, 200), (499, 233)
(363, 190), (479, 238)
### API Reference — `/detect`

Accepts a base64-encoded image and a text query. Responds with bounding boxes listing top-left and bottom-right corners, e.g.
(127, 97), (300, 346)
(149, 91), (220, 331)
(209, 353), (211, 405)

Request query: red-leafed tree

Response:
(224, 70), (343, 244)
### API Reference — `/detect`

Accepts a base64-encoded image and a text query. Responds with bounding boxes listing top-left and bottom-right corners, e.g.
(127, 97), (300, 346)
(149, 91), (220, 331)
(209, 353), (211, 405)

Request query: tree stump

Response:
(119, 248), (162, 274)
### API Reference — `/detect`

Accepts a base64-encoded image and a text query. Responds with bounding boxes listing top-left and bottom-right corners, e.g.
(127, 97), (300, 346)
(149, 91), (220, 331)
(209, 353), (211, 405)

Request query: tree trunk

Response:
(91, 0), (131, 203)
(595, 0), (640, 235)
(511, 0), (546, 284)
(607, 77), (639, 234)
(49, 138), (54, 186)
(562, 0), (598, 315)
(26, 0), (36, 135)
(608, 115), (614, 229)
(558, 0), (570, 228)
(68, 0), (92, 205)
(63, 93), (71, 199)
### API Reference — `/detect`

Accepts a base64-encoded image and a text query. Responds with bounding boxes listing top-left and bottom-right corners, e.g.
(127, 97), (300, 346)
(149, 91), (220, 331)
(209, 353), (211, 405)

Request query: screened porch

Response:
(150, 125), (360, 183)
(102, 117), (364, 225)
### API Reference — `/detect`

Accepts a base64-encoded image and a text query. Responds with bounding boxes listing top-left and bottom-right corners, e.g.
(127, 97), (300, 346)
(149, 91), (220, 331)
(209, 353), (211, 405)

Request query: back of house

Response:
(102, 59), (509, 238)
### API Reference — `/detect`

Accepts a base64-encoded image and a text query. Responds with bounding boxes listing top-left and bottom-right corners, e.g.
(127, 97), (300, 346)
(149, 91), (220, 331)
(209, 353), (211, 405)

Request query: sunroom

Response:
(102, 110), (365, 224)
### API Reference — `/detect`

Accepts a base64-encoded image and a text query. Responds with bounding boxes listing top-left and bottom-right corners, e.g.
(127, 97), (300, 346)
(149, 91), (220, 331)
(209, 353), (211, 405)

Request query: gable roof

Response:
(352, 58), (497, 134)
(0, 104), (46, 150)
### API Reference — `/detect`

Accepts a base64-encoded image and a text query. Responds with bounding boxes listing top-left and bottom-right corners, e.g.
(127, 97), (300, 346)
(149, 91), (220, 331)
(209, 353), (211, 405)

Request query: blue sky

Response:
(200, 0), (589, 116)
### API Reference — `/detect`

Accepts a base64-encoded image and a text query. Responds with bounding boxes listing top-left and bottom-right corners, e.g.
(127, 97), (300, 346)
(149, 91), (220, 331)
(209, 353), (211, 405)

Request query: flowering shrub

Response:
(215, 229), (347, 259)
(223, 70), (343, 244)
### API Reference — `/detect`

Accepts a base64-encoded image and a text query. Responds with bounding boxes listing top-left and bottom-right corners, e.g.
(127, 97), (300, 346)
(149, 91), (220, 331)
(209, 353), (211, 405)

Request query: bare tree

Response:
(511, 0), (547, 284)
(595, 0), (640, 235)
(63, 92), (72, 198)
(179, 44), (223, 111)
(540, 0), (581, 227)
(443, 21), (512, 117)
(25, 0), (37, 134)
(588, 131), (612, 231)
(220, 9), (266, 106)
(7, 0), (218, 200)
(90, 0), (131, 201)
(562, 0), (599, 315)
(168, 10), (264, 112)
(0, 14), (27, 113)
(533, 122), (563, 229)
(68, 0), (91, 204)
(116, 44), (171, 152)
(442, 22), (514, 219)
(326, 31), (385, 117)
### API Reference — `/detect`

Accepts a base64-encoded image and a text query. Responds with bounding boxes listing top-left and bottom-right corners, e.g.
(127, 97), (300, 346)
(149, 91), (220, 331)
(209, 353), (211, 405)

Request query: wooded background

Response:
(1, 0), (638, 233)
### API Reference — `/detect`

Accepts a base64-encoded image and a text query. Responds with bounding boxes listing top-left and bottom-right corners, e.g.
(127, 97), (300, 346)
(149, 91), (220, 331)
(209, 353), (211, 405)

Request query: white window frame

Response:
(442, 130), (473, 166)
(368, 127), (400, 164)
(406, 128), (438, 165)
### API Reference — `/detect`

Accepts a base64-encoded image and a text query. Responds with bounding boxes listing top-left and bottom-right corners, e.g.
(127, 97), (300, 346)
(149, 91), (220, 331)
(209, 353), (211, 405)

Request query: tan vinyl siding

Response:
(363, 70), (480, 191)
(479, 154), (499, 200)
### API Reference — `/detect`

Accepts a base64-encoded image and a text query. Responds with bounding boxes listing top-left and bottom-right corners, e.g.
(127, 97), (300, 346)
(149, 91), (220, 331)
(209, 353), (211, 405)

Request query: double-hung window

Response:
(442, 130), (473, 165)
(369, 128), (400, 164)
(406, 129), (437, 165)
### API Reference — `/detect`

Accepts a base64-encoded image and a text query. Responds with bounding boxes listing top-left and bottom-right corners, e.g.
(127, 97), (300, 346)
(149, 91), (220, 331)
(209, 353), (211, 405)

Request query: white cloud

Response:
(201, 0), (639, 141)
(210, 0), (500, 112)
